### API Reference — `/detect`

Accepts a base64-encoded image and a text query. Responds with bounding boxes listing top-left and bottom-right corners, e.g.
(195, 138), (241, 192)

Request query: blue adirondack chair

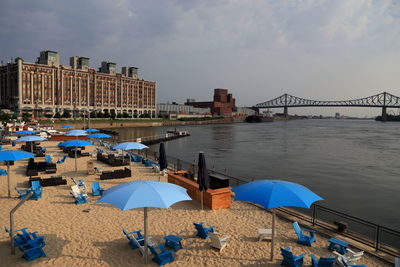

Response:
(292, 221), (316, 246)
(310, 255), (335, 267)
(45, 155), (53, 163)
(280, 247), (305, 267)
(5, 227), (46, 261)
(131, 154), (143, 162)
(56, 155), (67, 164)
(193, 222), (215, 239)
(15, 180), (43, 200)
(144, 160), (154, 167)
(122, 229), (144, 249)
(18, 239), (46, 262)
(148, 244), (175, 266)
(91, 182), (104, 196)
(74, 193), (88, 204)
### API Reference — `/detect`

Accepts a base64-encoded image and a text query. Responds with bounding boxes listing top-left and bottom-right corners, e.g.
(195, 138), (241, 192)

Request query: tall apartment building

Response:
(0, 50), (156, 118)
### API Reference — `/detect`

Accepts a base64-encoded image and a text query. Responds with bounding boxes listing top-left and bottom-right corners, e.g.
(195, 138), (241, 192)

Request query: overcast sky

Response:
(1, 0), (399, 116)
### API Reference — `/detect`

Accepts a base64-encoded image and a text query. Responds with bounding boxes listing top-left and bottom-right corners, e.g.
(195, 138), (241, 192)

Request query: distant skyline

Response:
(1, 0), (399, 116)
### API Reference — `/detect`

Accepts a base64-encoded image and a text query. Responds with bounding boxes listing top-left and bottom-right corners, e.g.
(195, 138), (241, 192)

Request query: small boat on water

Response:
(245, 112), (274, 123)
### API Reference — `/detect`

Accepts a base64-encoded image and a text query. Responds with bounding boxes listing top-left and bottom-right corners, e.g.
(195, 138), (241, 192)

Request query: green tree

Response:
(103, 110), (110, 118)
(116, 113), (122, 118)
(22, 113), (31, 122)
(62, 110), (71, 118)
(96, 111), (103, 118)
(122, 112), (129, 118)
(54, 111), (61, 118)
(90, 111), (97, 118)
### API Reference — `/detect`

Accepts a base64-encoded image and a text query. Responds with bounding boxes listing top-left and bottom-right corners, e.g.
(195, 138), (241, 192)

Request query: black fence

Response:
(135, 148), (400, 257)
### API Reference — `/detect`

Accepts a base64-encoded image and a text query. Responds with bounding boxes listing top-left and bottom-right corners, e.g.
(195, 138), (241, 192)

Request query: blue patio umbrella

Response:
(60, 125), (74, 129)
(15, 130), (36, 135)
(112, 142), (148, 151)
(60, 140), (92, 171)
(98, 180), (191, 263)
(65, 130), (88, 136)
(0, 150), (34, 197)
(85, 128), (99, 133)
(112, 142), (149, 174)
(87, 133), (111, 139)
(233, 180), (323, 260)
(15, 135), (47, 153)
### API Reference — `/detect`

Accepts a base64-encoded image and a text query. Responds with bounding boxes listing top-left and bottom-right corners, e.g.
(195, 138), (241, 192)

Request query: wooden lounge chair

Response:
(209, 232), (230, 252)
(333, 250), (363, 266)
(292, 221), (316, 246)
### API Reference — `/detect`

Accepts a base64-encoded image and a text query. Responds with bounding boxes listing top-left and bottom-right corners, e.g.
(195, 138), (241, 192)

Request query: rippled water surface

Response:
(116, 120), (400, 230)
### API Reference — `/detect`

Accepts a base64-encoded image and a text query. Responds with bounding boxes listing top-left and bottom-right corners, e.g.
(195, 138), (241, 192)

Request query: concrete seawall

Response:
(51, 117), (245, 130)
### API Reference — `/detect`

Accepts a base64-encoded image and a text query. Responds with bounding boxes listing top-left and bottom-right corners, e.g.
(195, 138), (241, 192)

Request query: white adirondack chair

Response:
(258, 228), (272, 241)
(209, 232), (230, 252)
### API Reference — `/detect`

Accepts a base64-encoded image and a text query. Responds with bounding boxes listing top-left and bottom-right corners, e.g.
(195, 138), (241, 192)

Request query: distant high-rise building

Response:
(0, 50), (156, 118)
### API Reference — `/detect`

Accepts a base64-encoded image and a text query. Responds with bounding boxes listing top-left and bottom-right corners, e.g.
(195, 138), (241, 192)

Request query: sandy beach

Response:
(0, 141), (392, 266)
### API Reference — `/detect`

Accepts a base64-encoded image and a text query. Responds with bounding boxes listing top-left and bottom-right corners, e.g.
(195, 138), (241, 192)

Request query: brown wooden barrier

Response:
(167, 171), (231, 210)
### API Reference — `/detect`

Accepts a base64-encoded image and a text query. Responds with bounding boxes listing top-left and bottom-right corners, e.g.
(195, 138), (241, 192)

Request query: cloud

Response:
(0, 0), (399, 116)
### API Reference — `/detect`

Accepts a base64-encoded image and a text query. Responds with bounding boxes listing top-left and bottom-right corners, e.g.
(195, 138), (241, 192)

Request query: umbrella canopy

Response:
(232, 180), (323, 260)
(158, 143), (168, 171)
(0, 150), (34, 197)
(0, 169), (8, 176)
(98, 180), (191, 263)
(15, 130), (36, 135)
(85, 128), (99, 133)
(197, 152), (209, 210)
(58, 140), (92, 147)
(60, 125), (74, 129)
(233, 180), (323, 209)
(15, 136), (47, 142)
(58, 140), (92, 172)
(197, 152), (209, 192)
(65, 130), (88, 136)
(87, 133), (112, 139)
(112, 142), (148, 151)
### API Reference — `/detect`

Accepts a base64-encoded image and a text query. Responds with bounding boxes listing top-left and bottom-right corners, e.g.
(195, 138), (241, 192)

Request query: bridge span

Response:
(255, 92), (400, 121)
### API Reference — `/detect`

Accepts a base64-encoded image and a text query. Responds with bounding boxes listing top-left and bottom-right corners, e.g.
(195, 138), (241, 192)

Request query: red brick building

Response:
(186, 88), (235, 117)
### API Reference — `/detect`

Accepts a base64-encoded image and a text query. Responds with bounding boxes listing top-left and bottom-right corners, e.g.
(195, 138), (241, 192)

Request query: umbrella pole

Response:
(10, 191), (33, 254)
(129, 151), (132, 176)
(201, 190), (203, 210)
(31, 142), (33, 153)
(270, 209), (276, 261)
(144, 207), (148, 264)
(7, 162), (10, 198)
(75, 148), (78, 172)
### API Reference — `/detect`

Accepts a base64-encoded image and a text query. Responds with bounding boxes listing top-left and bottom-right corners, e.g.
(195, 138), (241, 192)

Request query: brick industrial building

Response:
(186, 88), (236, 116)
(0, 50), (156, 118)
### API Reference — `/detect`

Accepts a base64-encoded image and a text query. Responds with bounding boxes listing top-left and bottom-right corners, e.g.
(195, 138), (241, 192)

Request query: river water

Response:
(115, 120), (400, 231)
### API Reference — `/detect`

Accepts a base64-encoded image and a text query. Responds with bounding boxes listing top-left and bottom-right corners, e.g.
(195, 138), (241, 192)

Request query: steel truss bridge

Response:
(255, 92), (400, 121)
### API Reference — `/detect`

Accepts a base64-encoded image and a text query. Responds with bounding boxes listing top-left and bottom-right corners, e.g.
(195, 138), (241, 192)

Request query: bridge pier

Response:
(381, 107), (387, 122)
(283, 106), (288, 119)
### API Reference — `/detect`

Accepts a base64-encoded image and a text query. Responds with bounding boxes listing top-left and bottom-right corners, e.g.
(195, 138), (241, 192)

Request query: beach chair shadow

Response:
(93, 238), (145, 266)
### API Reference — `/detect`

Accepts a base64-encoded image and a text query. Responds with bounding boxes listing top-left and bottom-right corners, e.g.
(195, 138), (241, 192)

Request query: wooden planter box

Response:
(167, 171), (231, 210)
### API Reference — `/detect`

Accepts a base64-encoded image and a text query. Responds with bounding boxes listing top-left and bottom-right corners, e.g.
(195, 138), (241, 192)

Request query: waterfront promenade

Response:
(0, 141), (392, 266)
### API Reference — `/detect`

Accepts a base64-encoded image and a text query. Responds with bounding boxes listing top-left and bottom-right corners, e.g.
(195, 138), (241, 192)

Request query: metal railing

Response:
(101, 140), (399, 257)
(143, 150), (400, 257)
